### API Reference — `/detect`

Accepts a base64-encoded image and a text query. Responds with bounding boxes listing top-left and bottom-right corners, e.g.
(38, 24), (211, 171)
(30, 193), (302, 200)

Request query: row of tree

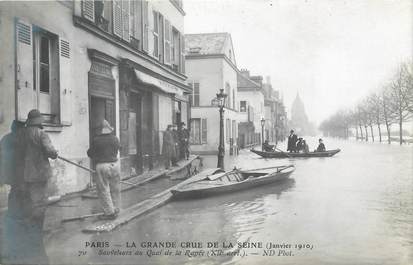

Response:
(319, 62), (413, 145)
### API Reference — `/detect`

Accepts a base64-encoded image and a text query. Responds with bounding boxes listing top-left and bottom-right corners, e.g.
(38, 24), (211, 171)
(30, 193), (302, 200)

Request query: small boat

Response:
(171, 165), (295, 199)
(250, 148), (341, 158)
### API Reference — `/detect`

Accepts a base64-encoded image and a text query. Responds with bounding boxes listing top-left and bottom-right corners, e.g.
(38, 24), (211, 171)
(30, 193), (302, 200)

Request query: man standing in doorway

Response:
(179, 122), (190, 160)
(163, 125), (177, 169)
(87, 120), (121, 220)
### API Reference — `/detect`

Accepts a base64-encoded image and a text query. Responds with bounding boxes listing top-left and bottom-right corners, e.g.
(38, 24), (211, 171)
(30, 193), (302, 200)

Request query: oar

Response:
(274, 147), (292, 158)
(61, 212), (105, 223)
(57, 156), (133, 186)
(235, 164), (294, 173)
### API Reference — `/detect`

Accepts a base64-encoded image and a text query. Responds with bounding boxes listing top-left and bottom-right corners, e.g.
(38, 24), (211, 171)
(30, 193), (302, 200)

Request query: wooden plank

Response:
(81, 166), (219, 233)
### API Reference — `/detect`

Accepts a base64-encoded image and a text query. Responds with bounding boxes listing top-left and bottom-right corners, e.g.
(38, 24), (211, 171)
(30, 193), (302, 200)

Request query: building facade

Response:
(237, 69), (265, 148)
(185, 33), (239, 155)
(0, 0), (189, 196)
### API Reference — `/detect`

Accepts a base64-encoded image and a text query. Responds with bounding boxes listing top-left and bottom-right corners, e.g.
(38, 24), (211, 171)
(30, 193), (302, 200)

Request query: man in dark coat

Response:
(0, 120), (26, 217)
(179, 122), (190, 160)
(287, 130), (298, 153)
(262, 139), (275, 152)
(172, 125), (180, 163)
(87, 119), (121, 220)
(0, 120), (26, 264)
(162, 125), (176, 169)
(19, 109), (58, 265)
(316, 138), (326, 152)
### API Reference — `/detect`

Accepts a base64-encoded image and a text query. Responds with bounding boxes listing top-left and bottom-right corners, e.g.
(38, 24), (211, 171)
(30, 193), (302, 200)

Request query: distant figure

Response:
(163, 125), (177, 169)
(302, 140), (310, 153)
(172, 125), (180, 164)
(262, 139), (275, 152)
(296, 137), (304, 152)
(316, 138), (326, 152)
(87, 119), (121, 220)
(179, 122), (190, 160)
(287, 130), (298, 153)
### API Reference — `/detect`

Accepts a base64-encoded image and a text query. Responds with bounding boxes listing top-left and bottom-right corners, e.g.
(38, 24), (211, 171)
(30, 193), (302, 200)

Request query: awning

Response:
(134, 70), (183, 96)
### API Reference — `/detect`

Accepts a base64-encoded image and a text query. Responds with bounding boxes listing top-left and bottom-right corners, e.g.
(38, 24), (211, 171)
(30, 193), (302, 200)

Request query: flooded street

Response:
(47, 138), (413, 265)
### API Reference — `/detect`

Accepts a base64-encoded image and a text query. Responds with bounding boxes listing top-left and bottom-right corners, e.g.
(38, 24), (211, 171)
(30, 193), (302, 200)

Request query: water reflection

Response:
(46, 138), (413, 265)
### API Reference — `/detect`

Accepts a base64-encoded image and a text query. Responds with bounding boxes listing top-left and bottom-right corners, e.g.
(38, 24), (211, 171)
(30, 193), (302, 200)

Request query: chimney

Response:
(240, 69), (250, 78)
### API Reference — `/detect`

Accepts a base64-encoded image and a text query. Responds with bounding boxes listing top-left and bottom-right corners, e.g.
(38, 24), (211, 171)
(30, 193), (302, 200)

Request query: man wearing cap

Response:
(287, 129), (298, 153)
(163, 125), (176, 169)
(87, 119), (121, 220)
(316, 138), (326, 152)
(21, 109), (58, 264)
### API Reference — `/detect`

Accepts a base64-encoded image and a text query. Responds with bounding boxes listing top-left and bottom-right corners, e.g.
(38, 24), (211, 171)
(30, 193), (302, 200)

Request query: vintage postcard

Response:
(0, 0), (412, 264)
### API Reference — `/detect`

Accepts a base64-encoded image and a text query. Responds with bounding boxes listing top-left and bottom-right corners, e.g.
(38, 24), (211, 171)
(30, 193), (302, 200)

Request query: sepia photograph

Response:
(0, 0), (412, 264)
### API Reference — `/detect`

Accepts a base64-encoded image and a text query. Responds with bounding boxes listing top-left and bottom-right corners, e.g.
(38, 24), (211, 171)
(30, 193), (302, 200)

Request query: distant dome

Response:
(290, 93), (315, 136)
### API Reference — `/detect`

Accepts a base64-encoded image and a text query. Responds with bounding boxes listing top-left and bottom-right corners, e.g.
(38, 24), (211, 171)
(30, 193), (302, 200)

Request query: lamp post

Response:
(212, 89), (227, 170)
(261, 117), (265, 151)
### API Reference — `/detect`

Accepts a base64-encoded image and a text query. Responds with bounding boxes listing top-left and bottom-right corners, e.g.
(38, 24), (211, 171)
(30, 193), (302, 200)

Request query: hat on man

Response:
(290, 129), (294, 133)
(101, 119), (114, 134)
(26, 109), (44, 128)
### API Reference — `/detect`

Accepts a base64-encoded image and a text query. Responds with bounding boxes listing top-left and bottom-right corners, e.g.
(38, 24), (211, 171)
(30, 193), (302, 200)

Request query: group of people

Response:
(287, 130), (326, 153)
(162, 122), (190, 169)
(0, 109), (59, 264)
(0, 109), (122, 264)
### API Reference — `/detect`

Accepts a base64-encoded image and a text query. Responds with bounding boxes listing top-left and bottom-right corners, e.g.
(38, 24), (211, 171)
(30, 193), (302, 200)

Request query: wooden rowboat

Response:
(170, 165), (295, 199)
(250, 148), (341, 158)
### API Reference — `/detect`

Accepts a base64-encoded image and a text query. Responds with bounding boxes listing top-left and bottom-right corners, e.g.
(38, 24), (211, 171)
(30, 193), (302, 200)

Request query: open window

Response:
(16, 19), (72, 125)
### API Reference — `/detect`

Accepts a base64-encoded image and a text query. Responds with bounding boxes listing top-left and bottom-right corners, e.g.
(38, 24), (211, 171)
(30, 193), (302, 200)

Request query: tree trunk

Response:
(399, 117), (403, 145)
(359, 124), (364, 140)
(385, 122), (391, 144)
(364, 126), (369, 142)
(377, 123), (382, 142)
(355, 126), (359, 140)
(369, 125), (374, 142)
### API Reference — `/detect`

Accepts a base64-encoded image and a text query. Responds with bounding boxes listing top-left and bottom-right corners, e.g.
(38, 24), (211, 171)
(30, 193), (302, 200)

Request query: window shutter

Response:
(179, 32), (185, 73)
(158, 13), (164, 62)
(15, 19), (35, 121)
(122, 0), (130, 42)
(113, 0), (122, 38)
(59, 37), (72, 125)
(142, 0), (149, 52)
(82, 0), (95, 22)
(201, 118), (207, 144)
(164, 19), (171, 64)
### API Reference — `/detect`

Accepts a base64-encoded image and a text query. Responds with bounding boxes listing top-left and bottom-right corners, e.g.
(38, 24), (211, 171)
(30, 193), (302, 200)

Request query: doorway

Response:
(128, 93), (142, 175)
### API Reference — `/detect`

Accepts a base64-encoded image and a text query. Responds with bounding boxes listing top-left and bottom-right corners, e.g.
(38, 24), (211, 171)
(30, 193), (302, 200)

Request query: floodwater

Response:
(46, 138), (413, 265)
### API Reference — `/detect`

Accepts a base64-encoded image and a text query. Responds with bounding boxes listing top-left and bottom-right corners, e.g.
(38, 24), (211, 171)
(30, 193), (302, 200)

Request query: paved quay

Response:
(30, 155), (202, 237)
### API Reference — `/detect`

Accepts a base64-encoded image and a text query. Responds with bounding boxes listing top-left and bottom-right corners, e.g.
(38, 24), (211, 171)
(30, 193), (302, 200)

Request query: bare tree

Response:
(366, 93), (383, 142)
(387, 63), (413, 145)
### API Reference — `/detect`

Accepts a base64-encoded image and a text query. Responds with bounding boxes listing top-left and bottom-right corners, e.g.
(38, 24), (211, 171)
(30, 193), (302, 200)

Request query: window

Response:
(190, 118), (207, 144)
(226, 118), (231, 143)
(33, 29), (59, 123)
(16, 20), (72, 124)
(164, 19), (171, 64)
(232, 89), (235, 110)
(225, 83), (231, 108)
(153, 11), (159, 58)
(188, 82), (200, 107)
(232, 120), (236, 142)
(38, 35), (50, 93)
(240, 101), (247, 112)
(130, 0), (143, 49)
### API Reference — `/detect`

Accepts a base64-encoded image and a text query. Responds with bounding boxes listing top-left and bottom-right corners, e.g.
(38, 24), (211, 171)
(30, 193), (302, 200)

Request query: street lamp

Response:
(212, 88), (227, 170)
(261, 117), (265, 150)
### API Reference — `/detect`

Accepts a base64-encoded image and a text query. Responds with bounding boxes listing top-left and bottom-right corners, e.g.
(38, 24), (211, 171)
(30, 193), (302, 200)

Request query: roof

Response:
(185, 32), (230, 55)
(237, 72), (261, 89)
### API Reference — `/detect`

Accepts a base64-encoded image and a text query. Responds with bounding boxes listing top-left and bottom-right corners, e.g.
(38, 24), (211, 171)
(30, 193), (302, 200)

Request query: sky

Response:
(183, 0), (413, 125)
